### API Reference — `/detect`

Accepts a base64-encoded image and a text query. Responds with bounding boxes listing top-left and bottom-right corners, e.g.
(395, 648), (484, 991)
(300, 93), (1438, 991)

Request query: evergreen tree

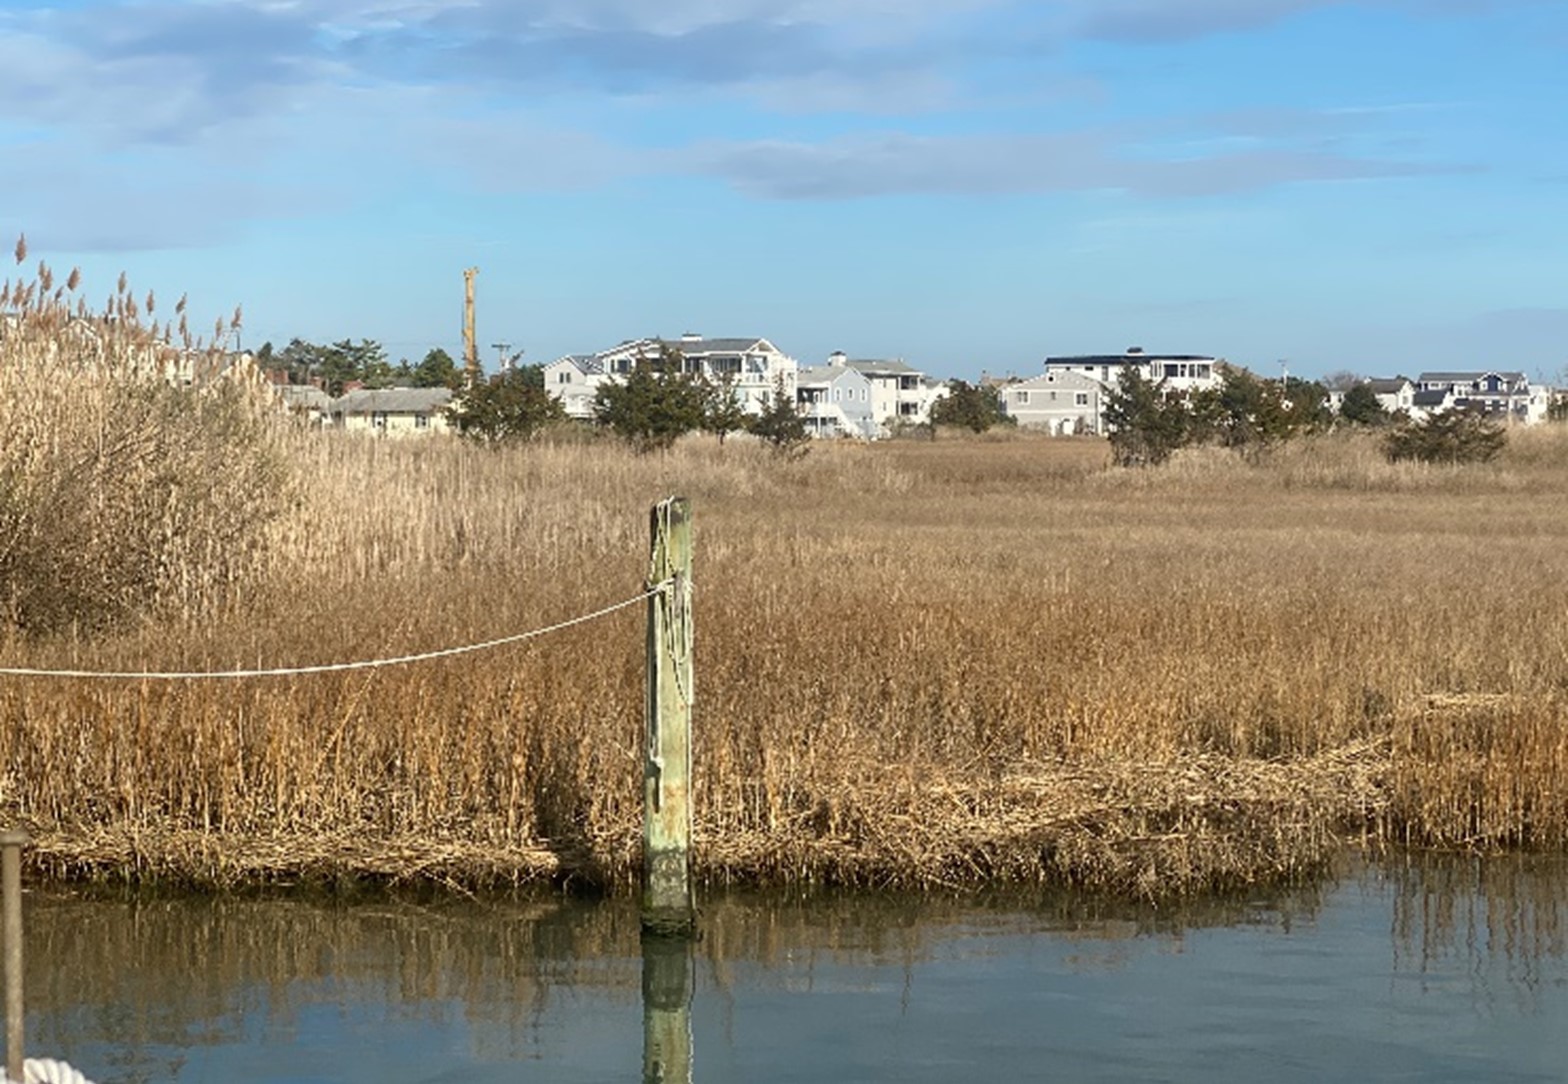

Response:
(448, 369), (565, 443)
(1384, 408), (1506, 464)
(1102, 368), (1189, 467)
(931, 380), (1011, 433)
(701, 375), (750, 445)
(413, 347), (460, 389)
(592, 348), (708, 452)
(748, 375), (809, 457)
(1338, 383), (1388, 426)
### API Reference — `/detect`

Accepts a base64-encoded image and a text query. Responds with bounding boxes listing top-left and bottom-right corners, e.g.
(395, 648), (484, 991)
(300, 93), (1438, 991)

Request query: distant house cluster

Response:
(995, 348), (1557, 435)
(544, 335), (947, 440)
(250, 334), (1559, 443)
(1330, 372), (1550, 426)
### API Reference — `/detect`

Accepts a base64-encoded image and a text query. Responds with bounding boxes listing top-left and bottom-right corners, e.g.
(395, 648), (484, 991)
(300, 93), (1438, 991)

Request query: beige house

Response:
(331, 388), (453, 436)
(1000, 371), (1103, 434)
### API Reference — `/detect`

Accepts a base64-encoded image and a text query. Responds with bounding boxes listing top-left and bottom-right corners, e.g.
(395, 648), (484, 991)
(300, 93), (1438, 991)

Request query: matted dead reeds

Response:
(4, 340), (1568, 898)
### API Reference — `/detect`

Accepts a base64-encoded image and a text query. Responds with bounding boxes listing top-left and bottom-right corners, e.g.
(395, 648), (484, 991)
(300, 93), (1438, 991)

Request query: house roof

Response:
(1364, 378), (1412, 394)
(276, 385), (333, 410)
(797, 365), (867, 388)
(551, 353), (606, 375)
(655, 337), (771, 355)
(1418, 371), (1527, 384)
(845, 358), (920, 377)
(334, 387), (453, 414)
(1009, 371), (1102, 392)
(1412, 389), (1452, 407)
(1046, 353), (1216, 366)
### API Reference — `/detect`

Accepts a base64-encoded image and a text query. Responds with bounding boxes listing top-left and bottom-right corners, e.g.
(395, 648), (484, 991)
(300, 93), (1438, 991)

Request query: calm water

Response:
(17, 854), (1568, 1083)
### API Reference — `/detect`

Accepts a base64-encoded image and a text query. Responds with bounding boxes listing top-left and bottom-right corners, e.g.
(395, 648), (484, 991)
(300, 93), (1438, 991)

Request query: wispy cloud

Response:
(690, 131), (1460, 199)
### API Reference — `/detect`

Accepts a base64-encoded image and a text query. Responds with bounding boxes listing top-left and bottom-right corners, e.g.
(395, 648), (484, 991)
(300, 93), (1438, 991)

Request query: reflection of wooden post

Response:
(641, 934), (694, 1084)
(643, 497), (695, 937)
(1, 830), (27, 1084)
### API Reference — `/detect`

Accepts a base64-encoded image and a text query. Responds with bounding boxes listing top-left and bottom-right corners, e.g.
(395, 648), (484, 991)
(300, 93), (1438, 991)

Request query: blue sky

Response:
(2, 0), (1565, 381)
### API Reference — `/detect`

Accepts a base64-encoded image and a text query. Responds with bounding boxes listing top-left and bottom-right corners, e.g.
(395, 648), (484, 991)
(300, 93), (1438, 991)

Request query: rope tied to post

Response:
(0, 585), (664, 681)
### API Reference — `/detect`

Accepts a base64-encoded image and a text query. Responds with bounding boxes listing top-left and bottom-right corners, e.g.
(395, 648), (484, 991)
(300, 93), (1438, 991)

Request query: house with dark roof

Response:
(1415, 371), (1548, 425)
(545, 334), (798, 421)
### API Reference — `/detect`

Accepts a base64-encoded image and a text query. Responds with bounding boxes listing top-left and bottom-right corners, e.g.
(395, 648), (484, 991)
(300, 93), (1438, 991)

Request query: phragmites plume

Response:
(66, 266), (81, 292)
(214, 317), (225, 341)
(175, 292), (187, 315)
(117, 270), (127, 296)
(145, 290), (156, 315)
(38, 261), (52, 293)
(14, 234), (26, 265)
(231, 304), (243, 331)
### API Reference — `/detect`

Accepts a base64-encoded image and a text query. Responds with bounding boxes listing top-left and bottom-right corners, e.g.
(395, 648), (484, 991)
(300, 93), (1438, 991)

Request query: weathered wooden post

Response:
(643, 497), (695, 937)
(1, 829), (27, 1084)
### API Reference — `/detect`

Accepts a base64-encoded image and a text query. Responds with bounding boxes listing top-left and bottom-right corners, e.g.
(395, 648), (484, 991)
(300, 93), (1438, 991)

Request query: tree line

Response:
(255, 338), (476, 395)
(1104, 365), (1506, 467)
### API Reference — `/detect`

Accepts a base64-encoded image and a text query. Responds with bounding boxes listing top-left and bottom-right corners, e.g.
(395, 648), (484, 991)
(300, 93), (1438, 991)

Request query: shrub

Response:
(1383, 410), (1507, 465)
(448, 369), (565, 444)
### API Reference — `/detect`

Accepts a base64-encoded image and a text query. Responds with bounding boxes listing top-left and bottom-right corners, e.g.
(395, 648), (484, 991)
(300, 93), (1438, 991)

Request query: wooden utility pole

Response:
(643, 497), (695, 937)
(462, 267), (479, 385)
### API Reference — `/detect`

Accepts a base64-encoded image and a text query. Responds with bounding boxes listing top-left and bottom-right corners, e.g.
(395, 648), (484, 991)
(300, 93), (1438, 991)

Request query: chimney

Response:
(828, 350), (848, 367)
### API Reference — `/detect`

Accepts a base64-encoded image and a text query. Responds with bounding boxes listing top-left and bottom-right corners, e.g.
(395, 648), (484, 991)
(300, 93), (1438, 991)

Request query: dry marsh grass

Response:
(3, 408), (1568, 898)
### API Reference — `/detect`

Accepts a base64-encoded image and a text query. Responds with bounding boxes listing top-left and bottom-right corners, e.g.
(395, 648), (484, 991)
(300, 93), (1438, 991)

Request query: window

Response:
(1075, 392), (1088, 406)
(833, 388), (841, 402)
(372, 411), (388, 428)
(1015, 391), (1029, 405)
(415, 414), (429, 429)
(557, 371), (572, 384)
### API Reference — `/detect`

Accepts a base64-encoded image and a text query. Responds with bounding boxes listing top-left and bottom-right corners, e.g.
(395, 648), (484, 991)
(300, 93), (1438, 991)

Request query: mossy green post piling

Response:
(643, 497), (695, 937)
(2, 829), (27, 1084)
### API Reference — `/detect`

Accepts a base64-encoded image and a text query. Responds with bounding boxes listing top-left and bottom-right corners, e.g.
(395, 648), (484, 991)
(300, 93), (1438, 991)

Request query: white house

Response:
(796, 364), (877, 439)
(544, 354), (607, 420)
(825, 352), (943, 434)
(331, 387), (453, 436)
(545, 334), (798, 420)
(1040, 348), (1222, 434)
(1415, 371), (1548, 425)
(999, 371), (1103, 435)
(1043, 348), (1222, 395)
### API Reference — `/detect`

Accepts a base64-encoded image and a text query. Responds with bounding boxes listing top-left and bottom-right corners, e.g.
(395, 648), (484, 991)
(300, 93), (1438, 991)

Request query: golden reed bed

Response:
(3, 425), (1567, 898)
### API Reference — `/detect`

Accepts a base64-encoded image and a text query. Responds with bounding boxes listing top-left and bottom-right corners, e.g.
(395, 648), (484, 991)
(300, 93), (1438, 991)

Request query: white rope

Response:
(0, 584), (668, 681)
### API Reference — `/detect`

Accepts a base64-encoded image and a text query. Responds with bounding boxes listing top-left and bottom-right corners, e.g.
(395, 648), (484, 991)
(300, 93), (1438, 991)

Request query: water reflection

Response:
(14, 852), (1568, 1083)
(641, 935), (693, 1084)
